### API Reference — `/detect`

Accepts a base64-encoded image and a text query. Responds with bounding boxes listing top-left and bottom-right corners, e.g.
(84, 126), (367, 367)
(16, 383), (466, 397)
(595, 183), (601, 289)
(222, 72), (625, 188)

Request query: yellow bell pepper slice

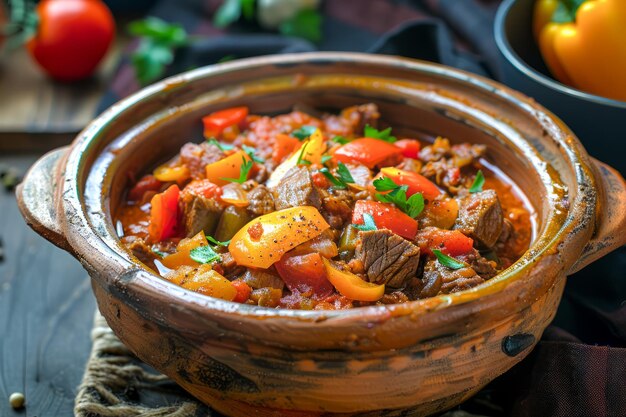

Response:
(229, 206), (330, 269)
(205, 150), (251, 186)
(266, 128), (327, 188)
(161, 231), (207, 269)
(166, 264), (236, 301)
(321, 258), (384, 302)
(153, 164), (190, 183)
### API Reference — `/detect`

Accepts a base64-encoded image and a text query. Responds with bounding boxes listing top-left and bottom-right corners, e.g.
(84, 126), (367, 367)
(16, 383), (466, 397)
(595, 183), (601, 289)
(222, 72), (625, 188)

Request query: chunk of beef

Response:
(419, 137), (451, 162)
(272, 166), (321, 210)
(216, 251), (245, 278)
(354, 229), (421, 288)
(322, 103), (380, 137)
(419, 259), (484, 298)
(318, 187), (355, 229)
(180, 188), (223, 237)
(459, 249), (498, 279)
(247, 184), (275, 216)
(453, 190), (504, 248)
(450, 143), (486, 167)
(180, 142), (224, 179)
(124, 236), (157, 268)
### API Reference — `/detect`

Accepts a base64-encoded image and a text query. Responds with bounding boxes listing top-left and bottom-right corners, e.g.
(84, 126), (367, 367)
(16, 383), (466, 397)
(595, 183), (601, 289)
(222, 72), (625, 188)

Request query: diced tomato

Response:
(128, 175), (163, 202)
(394, 139), (421, 159)
(272, 133), (300, 163)
(148, 184), (180, 242)
(275, 252), (334, 298)
(333, 138), (402, 169)
(202, 106), (249, 138)
(182, 179), (222, 200)
(378, 167), (442, 201)
(231, 280), (252, 303)
(416, 228), (474, 256)
(311, 170), (330, 188)
(351, 200), (418, 240)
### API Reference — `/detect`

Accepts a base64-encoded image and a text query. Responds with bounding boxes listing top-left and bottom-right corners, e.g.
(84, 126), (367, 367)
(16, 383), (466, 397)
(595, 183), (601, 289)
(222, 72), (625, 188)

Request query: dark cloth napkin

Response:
(100, 1), (626, 416)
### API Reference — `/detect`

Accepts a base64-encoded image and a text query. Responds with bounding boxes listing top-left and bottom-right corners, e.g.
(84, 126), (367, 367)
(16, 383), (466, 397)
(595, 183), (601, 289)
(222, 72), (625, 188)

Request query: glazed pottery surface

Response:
(17, 53), (626, 416)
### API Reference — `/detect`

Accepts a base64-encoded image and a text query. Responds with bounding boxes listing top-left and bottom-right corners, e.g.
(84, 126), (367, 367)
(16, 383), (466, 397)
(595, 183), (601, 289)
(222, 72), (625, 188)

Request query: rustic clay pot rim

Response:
(61, 52), (596, 320)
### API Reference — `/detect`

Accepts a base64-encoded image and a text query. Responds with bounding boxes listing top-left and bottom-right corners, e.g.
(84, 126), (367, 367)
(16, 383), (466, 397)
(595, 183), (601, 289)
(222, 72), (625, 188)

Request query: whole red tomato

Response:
(27, 0), (115, 81)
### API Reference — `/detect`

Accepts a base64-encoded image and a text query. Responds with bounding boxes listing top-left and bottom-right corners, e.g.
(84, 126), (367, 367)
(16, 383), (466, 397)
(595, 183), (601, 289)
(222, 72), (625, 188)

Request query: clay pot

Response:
(17, 53), (626, 416)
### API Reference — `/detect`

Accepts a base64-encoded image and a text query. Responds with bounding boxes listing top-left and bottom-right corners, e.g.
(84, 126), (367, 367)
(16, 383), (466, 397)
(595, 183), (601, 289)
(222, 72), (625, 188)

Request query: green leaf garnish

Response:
(279, 9), (323, 43)
(242, 145), (264, 163)
(354, 213), (377, 231)
(319, 163), (354, 189)
(220, 157), (253, 183)
(373, 177), (424, 218)
(207, 236), (230, 247)
(128, 17), (188, 85)
(336, 162), (355, 184)
(332, 136), (350, 145)
(207, 138), (235, 152)
(321, 155), (333, 165)
(297, 143), (312, 165)
(213, 0), (255, 27)
(320, 168), (346, 189)
(364, 124), (397, 143)
(152, 248), (167, 258)
(432, 249), (466, 270)
(291, 125), (318, 141)
(469, 170), (485, 193)
(190, 245), (222, 264)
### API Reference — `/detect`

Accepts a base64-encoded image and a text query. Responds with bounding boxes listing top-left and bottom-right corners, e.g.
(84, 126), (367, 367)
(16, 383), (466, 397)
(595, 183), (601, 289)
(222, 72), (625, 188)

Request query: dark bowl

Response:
(495, 0), (626, 173)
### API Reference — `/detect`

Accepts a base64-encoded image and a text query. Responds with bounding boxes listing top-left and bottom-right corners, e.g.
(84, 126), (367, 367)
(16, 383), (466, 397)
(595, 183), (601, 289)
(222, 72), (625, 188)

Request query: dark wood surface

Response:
(0, 154), (96, 417)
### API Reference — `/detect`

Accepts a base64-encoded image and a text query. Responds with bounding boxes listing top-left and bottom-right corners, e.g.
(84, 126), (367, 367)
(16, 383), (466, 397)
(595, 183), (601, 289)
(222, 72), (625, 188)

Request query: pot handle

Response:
(16, 147), (73, 253)
(568, 159), (626, 274)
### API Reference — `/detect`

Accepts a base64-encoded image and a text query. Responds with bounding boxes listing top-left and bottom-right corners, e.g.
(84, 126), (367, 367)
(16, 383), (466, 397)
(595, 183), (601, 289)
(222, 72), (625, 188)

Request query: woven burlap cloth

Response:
(74, 312), (488, 417)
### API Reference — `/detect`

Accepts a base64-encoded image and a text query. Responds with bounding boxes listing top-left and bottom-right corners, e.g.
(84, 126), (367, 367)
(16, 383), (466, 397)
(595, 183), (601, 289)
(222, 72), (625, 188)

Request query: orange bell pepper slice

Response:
(352, 200), (418, 240)
(321, 258), (384, 302)
(333, 138), (402, 169)
(205, 150), (251, 186)
(161, 231), (207, 269)
(180, 265), (237, 301)
(229, 206), (330, 269)
(266, 129), (327, 188)
(272, 133), (301, 163)
(148, 184), (180, 242)
(378, 167), (441, 201)
(202, 106), (248, 138)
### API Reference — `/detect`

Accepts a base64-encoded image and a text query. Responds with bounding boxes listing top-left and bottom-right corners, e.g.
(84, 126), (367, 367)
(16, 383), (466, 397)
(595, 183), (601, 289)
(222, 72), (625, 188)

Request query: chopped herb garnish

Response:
(373, 177), (425, 218)
(321, 154), (333, 165)
(220, 157), (253, 184)
(432, 249), (466, 270)
(364, 124), (397, 143)
(354, 213), (377, 231)
(291, 125), (318, 141)
(469, 170), (485, 193)
(190, 245), (222, 264)
(297, 143), (312, 165)
(319, 163), (354, 189)
(208, 138), (235, 152)
(332, 135), (350, 145)
(242, 144), (264, 163)
(207, 236), (230, 247)
(152, 248), (167, 258)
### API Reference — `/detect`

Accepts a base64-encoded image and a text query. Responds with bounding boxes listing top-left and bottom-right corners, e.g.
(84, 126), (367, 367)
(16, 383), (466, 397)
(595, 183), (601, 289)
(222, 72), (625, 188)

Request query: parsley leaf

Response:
(279, 9), (323, 43)
(332, 135), (350, 145)
(320, 168), (347, 189)
(354, 213), (377, 231)
(291, 125), (318, 141)
(207, 236), (230, 247)
(433, 249), (466, 270)
(336, 162), (355, 184)
(319, 163), (354, 189)
(242, 144), (264, 163)
(220, 157), (253, 183)
(207, 138), (235, 152)
(469, 170), (485, 193)
(321, 155), (333, 165)
(297, 143), (312, 165)
(373, 177), (424, 218)
(213, 0), (255, 28)
(364, 124), (397, 143)
(190, 246), (222, 264)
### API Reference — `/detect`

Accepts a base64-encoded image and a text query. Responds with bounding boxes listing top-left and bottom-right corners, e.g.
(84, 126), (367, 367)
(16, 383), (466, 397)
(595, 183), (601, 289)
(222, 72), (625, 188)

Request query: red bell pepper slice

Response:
(352, 200), (418, 240)
(333, 138), (402, 168)
(148, 184), (180, 242)
(378, 167), (442, 201)
(275, 252), (334, 298)
(202, 106), (249, 137)
(394, 139), (421, 159)
(416, 228), (474, 256)
(128, 174), (163, 202)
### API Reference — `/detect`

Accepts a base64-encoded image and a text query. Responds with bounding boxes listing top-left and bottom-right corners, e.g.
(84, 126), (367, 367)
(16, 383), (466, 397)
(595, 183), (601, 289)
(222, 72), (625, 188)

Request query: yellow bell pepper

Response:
(534, 0), (626, 101)
(166, 264), (237, 301)
(229, 206), (330, 269)
(321, 258), (384, 302)
(161, 230), (207, 269)
(153, 164), (191, 184)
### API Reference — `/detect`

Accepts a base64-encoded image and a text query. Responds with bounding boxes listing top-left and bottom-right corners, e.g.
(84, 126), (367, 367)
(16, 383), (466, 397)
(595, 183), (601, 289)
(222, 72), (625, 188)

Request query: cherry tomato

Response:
(275, 252), (334, 298)
(27, 0), (115, 81)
